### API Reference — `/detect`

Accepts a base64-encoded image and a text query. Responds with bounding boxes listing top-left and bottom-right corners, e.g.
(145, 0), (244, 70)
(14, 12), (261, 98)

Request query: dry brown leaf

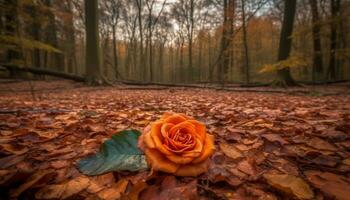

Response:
(219, 142), (243, 160)
(342, 158), (350, 165)
(308, 137), (337, 151)
(97, 179), (129, 200)
(127, 181), (148, 200)
(140, 179), (197, 200)
(50, 160), (70, 169)
(0, 154), (26, 169)
(237, 159), (257, 176)
(305, 170), (350, 200)
(262, 134), (288, 145)
(10, 170), (56, 197)
(0, 143), (29, 155)
(35, 176), (90, 199)
(263, 173), (314, 199)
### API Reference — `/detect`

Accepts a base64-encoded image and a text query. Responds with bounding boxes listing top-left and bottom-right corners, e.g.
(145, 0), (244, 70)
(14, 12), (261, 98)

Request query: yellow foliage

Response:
(0, 35), (61, 53)
(259, 56), (308, 74)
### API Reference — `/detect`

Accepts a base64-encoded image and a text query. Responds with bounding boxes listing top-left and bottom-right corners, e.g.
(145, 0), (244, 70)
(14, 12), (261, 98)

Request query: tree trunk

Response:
(219, 0), (235, 85)
(241, 0), (249, 84)
(30, 4), (41, 69)
(65, 0), (77, 74)
(158, 43), (164, 82)
(0, 2), (3, 35)
(84, 0), (101, 84)
(328, 0), (340, 80)
(112, 24), (119, 79)
(188, 0), (194, 83)
(275, 0), (298, 86)
(198, 37), (203, 81)
(309, 0), (323, 82)
(136, 0), (145, 82)
(102, 36), (109, 77)
(4, 0), (22, 69)
(180, 39), (184, 82)
(44, 0), (64, 72)
(148, 12), (153, 82)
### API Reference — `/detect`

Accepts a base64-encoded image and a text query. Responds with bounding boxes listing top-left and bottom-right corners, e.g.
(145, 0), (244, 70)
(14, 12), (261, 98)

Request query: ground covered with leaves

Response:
(0, 80), (350, 200)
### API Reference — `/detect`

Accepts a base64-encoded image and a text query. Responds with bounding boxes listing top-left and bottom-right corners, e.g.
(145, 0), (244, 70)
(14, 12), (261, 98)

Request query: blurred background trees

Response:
(0, 0), (349, 85)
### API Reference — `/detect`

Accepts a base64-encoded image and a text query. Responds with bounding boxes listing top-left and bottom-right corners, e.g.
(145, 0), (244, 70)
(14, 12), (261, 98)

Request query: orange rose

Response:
(138, 113), (215, 176)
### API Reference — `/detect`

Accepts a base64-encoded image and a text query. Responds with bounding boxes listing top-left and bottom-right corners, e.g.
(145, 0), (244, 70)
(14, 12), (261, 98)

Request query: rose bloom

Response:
(138, 113), (215, 176)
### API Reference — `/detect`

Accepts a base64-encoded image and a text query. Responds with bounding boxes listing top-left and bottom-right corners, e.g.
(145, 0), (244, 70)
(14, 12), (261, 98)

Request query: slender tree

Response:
(145, 0), (166, 82)
(219, 0), (235, 85)
(275, 0), (298, 86)
(135, 0), (146, 81)
(241, 0), (249, 84)
(328, 0), (341, 80)
(65, 0), (77, 74)
(85, 0), (102, 84)
(44, 0), (64, 71)
(4, 0), (22, 67)
(309, 0), (323, 82)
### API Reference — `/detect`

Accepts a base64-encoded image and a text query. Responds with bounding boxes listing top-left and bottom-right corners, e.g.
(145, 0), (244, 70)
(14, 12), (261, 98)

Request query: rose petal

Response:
(192, 134), (215, 164)
(164, 114), (187, 125)
(190, 138), (203, 153)
(187, 120), (206, 143)
(161, 123), (174, 138)
(161, 112), (172, 120)
(145, 148), (179, 173)
(144, 131), (156, 149)
(182, 138), (203, 158)
(164, 138), (194, 153)
(150, 121), (173, 156)
(169, 121), (196, 138)
(175, 160), (209, 177)
(166, 153), (194, 165)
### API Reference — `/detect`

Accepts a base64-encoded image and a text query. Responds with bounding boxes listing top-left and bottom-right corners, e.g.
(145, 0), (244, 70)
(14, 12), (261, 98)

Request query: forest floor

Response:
(0, 80), (349, 200)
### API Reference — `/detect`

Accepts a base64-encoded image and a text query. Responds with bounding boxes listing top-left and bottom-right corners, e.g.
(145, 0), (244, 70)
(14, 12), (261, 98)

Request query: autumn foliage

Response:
(0, 81), (350, 199)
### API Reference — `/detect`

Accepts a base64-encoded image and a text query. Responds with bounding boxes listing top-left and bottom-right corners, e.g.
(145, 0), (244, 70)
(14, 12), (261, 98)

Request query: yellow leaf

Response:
(259, 56), (308, 74)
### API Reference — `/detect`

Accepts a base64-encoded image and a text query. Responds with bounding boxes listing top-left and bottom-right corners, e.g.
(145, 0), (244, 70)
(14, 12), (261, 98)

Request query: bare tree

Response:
(328, 0), (341, 80)
(309, 0), (323, 82)
(275, 0), (298, 86)
(85, 0), (102, 84)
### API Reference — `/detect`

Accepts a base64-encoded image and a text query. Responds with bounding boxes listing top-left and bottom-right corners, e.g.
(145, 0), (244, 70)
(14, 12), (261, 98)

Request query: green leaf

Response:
(78, 130), (148, 176)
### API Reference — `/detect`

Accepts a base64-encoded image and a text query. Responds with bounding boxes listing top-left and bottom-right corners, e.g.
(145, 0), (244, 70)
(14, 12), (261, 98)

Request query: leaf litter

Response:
(0, 81), (349, 199)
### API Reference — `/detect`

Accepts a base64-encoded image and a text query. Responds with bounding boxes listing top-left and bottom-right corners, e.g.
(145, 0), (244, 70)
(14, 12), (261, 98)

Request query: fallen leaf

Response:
(0, 143), (29, 155)
(237, 159), (258, 176)
(263, 173), (314, 199)
(220, 142), (243, 160)
(35, 176), (90, 199)
(343, 158), (350, 165)
(262, 134), (288, 145)
(305, 170), (350, 200)
(10, 170), (56, 198)
(127, 181), (148, 200)
(0, 154), (26, 169)
(97, 179), (129, 200)
(140, 179), (197, 200)
(50, 160), (70, 169)
(78, 130), (148, 175)
(307, 137), (337, 151)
